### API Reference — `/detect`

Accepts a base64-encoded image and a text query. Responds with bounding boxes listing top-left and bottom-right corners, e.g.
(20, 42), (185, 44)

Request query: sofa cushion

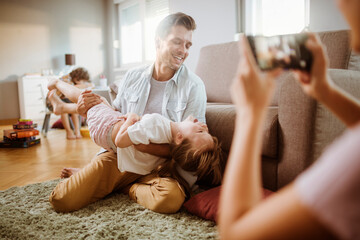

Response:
(348, 51), (360, 71)
(206, 104), (278, 159)
(183, 186), (273, 222)
(318, 30), (351, 69)
(195, 41), (279, 106)
(195, 42), (239, 103)
(51, 118), (64, 129)
(183, 186), (221, 222)
(313, 69), (360, 161)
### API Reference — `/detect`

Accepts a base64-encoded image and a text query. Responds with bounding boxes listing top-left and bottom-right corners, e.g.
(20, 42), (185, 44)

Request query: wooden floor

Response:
(0, 122), (100, 191)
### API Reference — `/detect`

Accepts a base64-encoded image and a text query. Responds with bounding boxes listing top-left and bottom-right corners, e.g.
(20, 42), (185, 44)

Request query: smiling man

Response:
(112, 12), (206, 124)
(49, 13), (209, 214)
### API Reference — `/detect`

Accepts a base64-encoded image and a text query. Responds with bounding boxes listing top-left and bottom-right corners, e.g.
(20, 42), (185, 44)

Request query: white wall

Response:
(309, 0), (349, 32)
(0, 0), (108, 120)
(169, 0), (237, 72)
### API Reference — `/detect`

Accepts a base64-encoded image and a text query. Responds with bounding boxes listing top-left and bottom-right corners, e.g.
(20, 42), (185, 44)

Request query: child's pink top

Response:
(87, 103), (122, 151)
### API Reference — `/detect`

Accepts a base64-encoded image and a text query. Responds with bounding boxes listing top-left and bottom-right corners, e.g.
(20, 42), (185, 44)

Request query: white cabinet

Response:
(18, 76), (49, 120)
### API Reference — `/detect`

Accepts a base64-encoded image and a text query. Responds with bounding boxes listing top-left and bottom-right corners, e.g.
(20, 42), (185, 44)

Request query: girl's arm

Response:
(115, 132), (171, 158)
(115, 132), (132, 148)
(218, 36), (334, 239)
(119, 113), (140, 135)
(115, 114), (171, 157)
(115, 113), (140, 148)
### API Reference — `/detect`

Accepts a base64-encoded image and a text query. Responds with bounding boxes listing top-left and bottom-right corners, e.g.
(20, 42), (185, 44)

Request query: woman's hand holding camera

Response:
(293, 33), (333, 102)
(231, 36), (282, 117)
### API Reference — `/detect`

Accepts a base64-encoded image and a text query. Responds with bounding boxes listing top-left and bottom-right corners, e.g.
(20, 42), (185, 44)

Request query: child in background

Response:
(67, 67), (94, 89)
(48, 67), (94, 140)
(48, 78), (222, 196)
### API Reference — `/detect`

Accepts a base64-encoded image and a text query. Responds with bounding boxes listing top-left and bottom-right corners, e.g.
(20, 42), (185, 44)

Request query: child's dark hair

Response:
(69, 67), (90, 84)
(152, 136), (222, 197)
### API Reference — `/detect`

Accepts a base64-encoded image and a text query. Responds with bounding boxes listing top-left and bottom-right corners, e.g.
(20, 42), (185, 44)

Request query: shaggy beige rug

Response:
(0, 179), (218, 239)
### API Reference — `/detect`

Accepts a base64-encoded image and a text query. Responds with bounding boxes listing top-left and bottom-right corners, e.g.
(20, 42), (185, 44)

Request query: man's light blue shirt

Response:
(109, 63), (207, 187)
(112, 63), (207, 123)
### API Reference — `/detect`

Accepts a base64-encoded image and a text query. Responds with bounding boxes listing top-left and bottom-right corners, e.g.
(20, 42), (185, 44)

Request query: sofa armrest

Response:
(205, 103), (279, 190)
(277, 73), (316, 188)
(277, 69), (360, 188)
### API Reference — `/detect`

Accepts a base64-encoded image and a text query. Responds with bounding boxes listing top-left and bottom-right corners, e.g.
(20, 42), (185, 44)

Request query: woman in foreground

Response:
(218, 0), (360, 239)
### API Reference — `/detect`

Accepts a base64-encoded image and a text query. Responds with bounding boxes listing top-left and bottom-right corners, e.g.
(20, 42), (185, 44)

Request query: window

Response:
(115, 0), (169, 69)
(238, 0), (309, 36)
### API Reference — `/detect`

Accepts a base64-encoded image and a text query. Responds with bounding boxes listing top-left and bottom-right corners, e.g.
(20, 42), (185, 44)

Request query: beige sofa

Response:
(109, 30), (360, 191)
(197, 30), (360, 191)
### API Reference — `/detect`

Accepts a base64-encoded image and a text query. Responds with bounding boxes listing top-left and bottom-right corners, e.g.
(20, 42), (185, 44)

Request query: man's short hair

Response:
(155, 12), (196, 39)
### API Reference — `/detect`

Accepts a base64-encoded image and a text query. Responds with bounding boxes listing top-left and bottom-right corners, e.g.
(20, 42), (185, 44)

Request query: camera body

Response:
(247, 33), (313, 72)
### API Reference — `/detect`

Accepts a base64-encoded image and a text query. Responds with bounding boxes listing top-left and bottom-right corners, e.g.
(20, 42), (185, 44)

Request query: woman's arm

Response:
(218, 36), (334, 239)
(220, 183), (335, 239)
(294, 33), (360, 127)
(219, 111), (334, 239)
(218, 35), (280, 233)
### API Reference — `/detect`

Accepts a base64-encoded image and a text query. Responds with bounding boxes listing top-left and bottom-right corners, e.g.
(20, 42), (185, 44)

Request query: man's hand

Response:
(76, 90), (102, 117)
(231, 35), (282, 115)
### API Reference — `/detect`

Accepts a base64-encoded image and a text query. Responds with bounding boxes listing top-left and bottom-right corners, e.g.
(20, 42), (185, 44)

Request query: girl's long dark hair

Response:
(152, 136), (222, 197)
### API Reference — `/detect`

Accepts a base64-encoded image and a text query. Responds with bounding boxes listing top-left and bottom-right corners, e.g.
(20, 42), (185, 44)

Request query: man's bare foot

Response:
(61, 167), (80, 178)
(47, 77), (59, 91)
(48, 90), (66, 115)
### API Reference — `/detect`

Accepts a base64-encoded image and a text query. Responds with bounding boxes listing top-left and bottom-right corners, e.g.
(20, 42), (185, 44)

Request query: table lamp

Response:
(59, 54), (76, 77)
(65, 54), (75, 66)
